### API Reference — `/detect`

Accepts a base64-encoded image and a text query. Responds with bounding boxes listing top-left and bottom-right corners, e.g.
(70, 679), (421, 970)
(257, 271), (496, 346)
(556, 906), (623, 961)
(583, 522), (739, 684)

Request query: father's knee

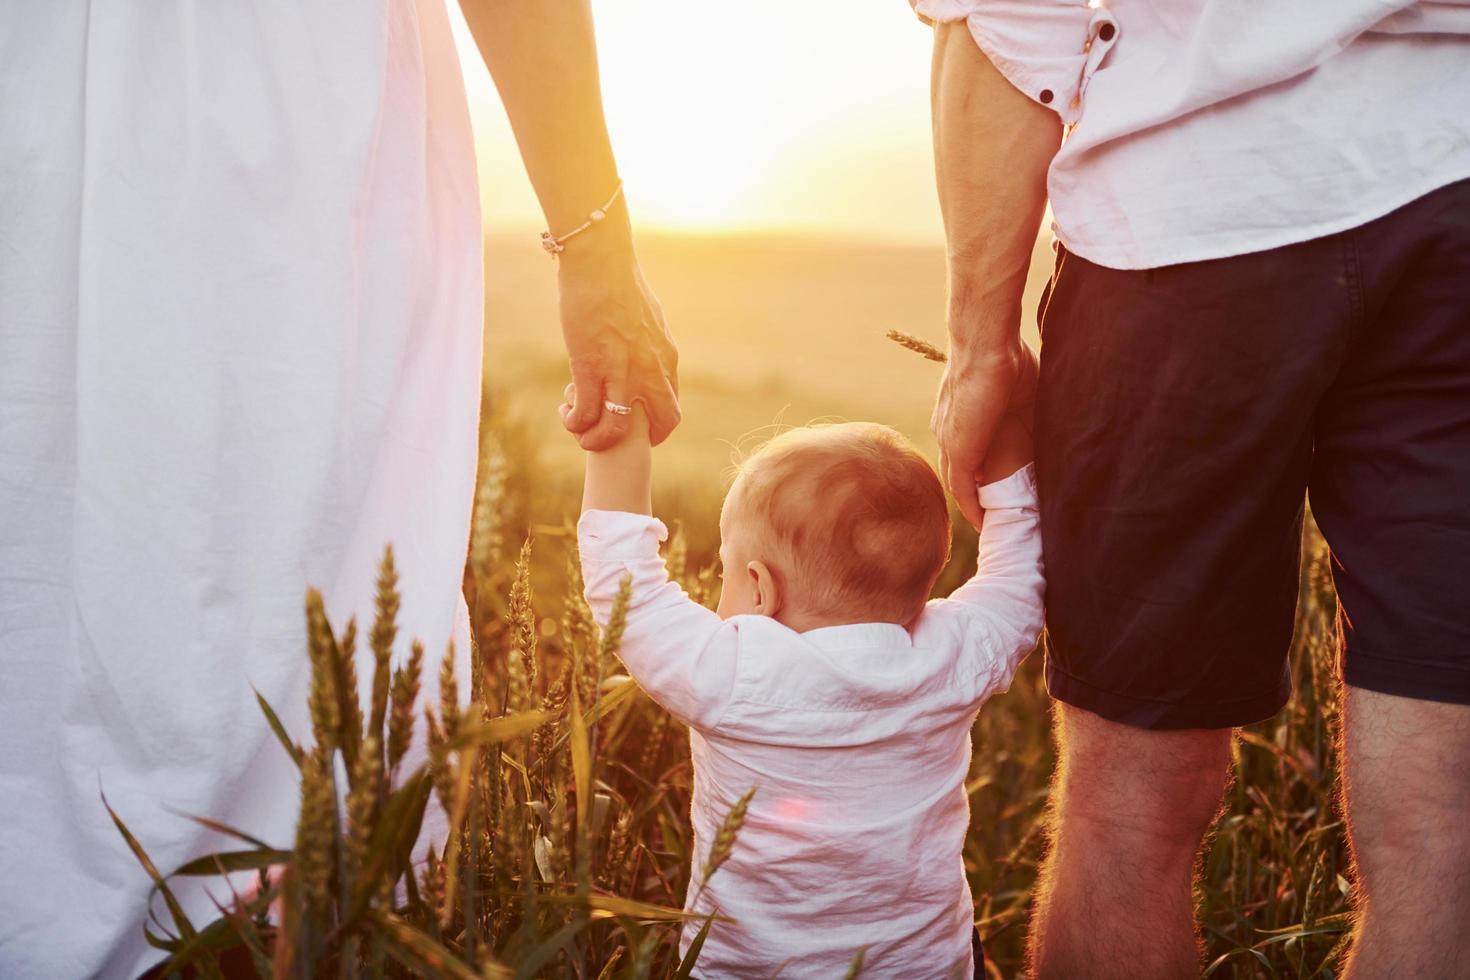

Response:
(1051, 704), (1233, 857)
(1344, 689), (1470, 894)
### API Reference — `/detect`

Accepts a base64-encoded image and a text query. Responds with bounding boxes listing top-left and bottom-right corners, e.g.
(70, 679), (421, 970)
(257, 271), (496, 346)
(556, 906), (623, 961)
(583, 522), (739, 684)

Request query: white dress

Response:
(0, 2), (482, 976)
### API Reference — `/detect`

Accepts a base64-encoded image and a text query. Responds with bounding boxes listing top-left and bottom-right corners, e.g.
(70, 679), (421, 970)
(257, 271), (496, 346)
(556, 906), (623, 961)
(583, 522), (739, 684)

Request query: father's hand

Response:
(557, 233), (680, 451)
(931, 338), (1038, 529)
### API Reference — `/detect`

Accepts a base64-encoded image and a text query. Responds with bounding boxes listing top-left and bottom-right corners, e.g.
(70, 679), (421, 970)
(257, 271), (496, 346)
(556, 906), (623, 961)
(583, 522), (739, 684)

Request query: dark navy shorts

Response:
(1035, 178), (1470, 729)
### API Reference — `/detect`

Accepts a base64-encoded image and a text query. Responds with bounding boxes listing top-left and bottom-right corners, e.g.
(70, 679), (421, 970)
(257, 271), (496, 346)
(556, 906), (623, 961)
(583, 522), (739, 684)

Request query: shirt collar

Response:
(798, 621), (913, 651)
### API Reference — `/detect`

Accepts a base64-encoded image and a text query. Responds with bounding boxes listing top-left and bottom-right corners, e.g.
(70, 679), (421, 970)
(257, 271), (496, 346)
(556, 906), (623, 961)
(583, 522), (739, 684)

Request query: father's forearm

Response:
(460, 0), (629, 240)
(932, 21), (1061, 357)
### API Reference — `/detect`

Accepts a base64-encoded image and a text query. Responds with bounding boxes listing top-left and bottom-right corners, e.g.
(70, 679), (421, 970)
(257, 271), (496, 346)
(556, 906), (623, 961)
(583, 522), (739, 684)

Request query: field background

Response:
(471, 231), (1355, 978)
(482, 232), (1051, 494)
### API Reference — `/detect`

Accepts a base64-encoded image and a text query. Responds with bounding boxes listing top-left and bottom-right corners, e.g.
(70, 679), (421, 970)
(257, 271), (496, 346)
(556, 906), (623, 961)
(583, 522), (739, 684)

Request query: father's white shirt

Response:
(579, 465), (1044, 978)
(916, 0), (1470, 269)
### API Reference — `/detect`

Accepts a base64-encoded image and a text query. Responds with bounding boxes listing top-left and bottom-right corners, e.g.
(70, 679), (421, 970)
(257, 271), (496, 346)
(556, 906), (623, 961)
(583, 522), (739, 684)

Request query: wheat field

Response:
(122, 233), (1354, 978)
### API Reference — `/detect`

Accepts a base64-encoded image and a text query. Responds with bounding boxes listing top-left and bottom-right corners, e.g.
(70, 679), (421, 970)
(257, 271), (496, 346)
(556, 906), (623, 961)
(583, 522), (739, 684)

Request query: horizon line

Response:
(482, 223), (945, 251)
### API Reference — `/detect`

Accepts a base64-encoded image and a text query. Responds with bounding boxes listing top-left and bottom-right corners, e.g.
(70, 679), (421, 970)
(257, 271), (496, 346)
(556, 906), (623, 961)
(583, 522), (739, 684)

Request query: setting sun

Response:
(450, 1), (942, 242)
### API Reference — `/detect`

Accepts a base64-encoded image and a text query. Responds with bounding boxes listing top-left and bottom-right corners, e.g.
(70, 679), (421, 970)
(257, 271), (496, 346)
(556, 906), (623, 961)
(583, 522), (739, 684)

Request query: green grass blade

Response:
(673, 915), (714, 979)
(535, 677), (642, 764)
(514, 919), (594, 980)
(169, 848), (292, 877)
(571, 685), (591, 840)
(102, 790), (198, 943)
(149, 914), (242, 979)
(163, 809), (277, 851)
(253, 686), (303, 768)
(347, 767), (431, 920)
(371, 911), (507, 979)
(546, 892), (718, 922)
(447, 708), (549, 752)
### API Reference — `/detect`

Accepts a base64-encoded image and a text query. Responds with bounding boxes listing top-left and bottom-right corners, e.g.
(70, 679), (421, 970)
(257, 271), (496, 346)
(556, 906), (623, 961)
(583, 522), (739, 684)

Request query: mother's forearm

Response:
(931, 21), (1060, 353)
(460, 0), (628, 238)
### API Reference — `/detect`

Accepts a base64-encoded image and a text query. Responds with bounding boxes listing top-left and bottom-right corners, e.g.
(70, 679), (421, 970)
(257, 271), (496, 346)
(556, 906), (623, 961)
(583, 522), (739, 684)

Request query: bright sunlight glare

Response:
(450, 1), (943, 244)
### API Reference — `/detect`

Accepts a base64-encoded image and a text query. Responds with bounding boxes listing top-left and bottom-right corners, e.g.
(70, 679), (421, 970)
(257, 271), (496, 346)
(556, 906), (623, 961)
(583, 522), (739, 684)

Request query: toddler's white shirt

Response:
(578, 465), (1044, 978)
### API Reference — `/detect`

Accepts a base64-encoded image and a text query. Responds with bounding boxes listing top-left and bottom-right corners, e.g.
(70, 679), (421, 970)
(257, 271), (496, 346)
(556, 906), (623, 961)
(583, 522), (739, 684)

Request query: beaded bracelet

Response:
(540, 182), (624, 257)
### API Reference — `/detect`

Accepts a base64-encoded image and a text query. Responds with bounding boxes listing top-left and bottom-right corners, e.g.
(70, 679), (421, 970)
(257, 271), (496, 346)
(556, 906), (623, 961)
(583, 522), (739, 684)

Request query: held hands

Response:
(931, 339), (1038, 529)
(979, 412), (1034, 489)
(567, 382), (655, 516)
(556, 231), (681, 451)
(560, 382), (650, 448)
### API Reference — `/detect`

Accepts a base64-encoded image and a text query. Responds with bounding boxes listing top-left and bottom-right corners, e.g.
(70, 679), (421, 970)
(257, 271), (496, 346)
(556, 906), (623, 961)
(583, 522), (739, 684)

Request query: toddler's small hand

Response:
(561, 382), (649, 449)
(979, 412), (1033, 487)
(558, 382), (579, 428)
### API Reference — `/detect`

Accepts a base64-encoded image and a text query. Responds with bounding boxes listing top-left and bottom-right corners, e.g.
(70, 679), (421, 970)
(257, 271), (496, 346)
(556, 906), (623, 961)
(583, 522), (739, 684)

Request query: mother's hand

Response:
(931, 337), (1037, 529)
(556, 233), (680, 451)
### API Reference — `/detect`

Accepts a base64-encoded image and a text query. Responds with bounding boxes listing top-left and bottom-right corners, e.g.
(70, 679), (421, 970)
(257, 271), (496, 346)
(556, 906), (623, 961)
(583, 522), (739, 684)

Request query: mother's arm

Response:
(460, 0), (679, 450)
(929, 19), (1057, 528)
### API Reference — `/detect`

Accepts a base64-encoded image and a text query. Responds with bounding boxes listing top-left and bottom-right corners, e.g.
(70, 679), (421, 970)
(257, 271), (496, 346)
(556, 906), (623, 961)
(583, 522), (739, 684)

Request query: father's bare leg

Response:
(1030, 704), (1232, 979)
(1341, 688), (1470, 979)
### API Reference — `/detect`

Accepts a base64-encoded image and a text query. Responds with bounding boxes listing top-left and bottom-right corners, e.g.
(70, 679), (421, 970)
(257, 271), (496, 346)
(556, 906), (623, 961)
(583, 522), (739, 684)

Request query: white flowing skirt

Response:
(0, 2), (483, 976)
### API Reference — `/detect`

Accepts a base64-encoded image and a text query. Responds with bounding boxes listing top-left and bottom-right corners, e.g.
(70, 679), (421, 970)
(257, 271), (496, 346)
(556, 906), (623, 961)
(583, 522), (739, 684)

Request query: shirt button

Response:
(1099, 22), (1116, 41)
(1039, 89), (1054, 104)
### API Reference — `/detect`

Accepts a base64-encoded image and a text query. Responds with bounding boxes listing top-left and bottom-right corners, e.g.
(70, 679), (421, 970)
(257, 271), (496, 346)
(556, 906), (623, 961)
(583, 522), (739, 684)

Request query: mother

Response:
(0, 2), (675, 975)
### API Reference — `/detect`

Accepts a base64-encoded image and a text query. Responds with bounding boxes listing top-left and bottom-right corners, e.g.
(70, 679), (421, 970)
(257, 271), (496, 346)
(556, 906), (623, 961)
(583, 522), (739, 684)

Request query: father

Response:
(917, 1), (1470, 976)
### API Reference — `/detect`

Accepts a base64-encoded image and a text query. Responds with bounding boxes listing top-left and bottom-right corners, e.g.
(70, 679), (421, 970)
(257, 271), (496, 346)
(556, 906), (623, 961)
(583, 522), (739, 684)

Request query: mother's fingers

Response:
(562, 360), (606, 435)
(643, 374), (682, 447)
(575, 379), (634, 451)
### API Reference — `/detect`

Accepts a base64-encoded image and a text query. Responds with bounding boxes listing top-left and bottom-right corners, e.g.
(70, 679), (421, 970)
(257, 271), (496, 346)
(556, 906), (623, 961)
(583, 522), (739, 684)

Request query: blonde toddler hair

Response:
(731, 422), (952, 625)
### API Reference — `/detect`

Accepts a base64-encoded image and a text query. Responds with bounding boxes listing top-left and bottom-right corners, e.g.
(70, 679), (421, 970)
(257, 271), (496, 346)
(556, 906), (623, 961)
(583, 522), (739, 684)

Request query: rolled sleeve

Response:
(577, 509), (671, 568)
(976, 459), (1039, 511)
(912, 0), (1119, 125)
(578, 510), (736, 730)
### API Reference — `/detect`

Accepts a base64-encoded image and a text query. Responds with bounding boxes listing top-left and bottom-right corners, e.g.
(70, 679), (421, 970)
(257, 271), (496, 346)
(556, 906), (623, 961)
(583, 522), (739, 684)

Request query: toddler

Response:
(574, 397), (1042, 978)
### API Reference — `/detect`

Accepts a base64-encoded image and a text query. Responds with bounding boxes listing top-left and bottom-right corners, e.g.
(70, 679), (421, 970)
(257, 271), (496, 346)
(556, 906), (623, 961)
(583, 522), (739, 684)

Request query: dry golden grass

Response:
(119, 232), (1353, 978)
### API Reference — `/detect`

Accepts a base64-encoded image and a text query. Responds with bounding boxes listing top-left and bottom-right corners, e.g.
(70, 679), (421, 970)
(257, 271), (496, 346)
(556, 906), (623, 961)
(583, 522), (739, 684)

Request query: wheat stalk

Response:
(439, 640), (461, 741)
(368, 547), (399, 759)
(506, 540), (537, 714)
(886, 329), (948, 362)
(305, 590), (340, 752)
(598, 574), (633, 667)
(700, 784), (757, 889)
(664, 520), (689, 583)
(293, 746), (336, 919)
(471, 431), (508, 582)
(344, 734), (382, 885)
(425, 707), (454, 815)
(386, 640), (423, 774)
(598, 808), (632, 891)
(335, 615), (364, 769)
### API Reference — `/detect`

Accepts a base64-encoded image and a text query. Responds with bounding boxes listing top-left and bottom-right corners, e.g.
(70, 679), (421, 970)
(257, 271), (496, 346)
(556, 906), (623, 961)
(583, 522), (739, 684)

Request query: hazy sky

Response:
(449, 2), (945, 245)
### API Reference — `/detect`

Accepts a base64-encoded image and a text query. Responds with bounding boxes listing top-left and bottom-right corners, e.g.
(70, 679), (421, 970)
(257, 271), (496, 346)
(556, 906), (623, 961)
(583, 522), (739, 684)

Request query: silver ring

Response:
(603, 400), (633, 416)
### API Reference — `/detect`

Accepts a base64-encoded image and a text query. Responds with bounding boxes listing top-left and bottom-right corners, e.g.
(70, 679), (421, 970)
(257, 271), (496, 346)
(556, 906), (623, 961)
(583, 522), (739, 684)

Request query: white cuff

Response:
(577, 510), (668, 563)
(977, 462), (1038, 510)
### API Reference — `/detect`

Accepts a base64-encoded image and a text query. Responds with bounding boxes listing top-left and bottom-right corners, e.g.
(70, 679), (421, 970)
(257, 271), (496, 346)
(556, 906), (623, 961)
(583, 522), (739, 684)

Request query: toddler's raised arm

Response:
(581, 400), (655, 516)
(577, 406), (735, 730)
(944, 461), (1045, 694)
